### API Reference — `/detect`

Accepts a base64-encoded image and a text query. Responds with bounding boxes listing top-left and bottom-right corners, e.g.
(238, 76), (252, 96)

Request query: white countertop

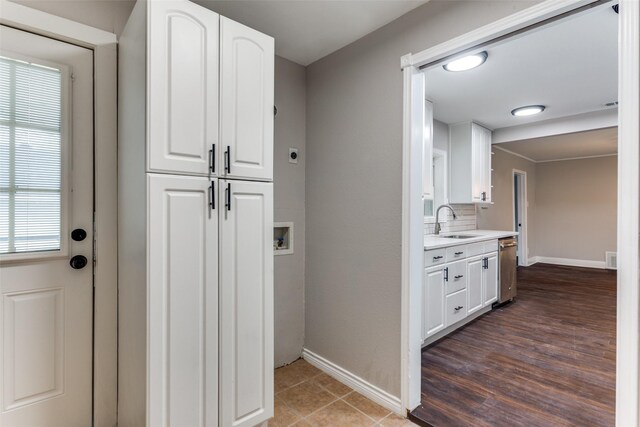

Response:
(424, 229), (518, 250)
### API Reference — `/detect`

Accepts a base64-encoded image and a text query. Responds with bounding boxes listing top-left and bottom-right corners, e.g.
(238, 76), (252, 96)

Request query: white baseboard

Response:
(528, 256), (606, 269)
(302, 348), (402, 415)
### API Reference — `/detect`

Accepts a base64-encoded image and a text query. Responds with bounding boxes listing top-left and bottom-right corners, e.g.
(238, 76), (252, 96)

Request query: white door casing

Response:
(219, 179), (273, 427)
(147, 174), (219, 427)
(220, 17), (274, 181)
(0, 26), (93, 427)
(148, 0), (219, 176)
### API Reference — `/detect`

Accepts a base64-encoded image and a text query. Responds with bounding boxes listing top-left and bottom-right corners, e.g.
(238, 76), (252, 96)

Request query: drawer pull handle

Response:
(454, 306), (464, 311)
(454, 275), (464, 279)
(455, 251), (464, 255)
(433, 255), (444, 260)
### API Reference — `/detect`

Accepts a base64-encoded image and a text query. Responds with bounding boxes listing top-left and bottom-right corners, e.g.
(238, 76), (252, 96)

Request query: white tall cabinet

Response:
(449, 122), (492, 204)
(118, 1), (274, 426)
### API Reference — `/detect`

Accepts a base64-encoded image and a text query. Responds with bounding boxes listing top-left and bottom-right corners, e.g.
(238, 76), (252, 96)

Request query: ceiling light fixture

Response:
(443, 51), (488, 72)
(511, 105), (546, 117)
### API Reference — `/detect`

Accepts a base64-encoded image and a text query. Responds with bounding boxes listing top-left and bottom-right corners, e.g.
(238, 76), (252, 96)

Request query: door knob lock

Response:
(70, 255), (88, 269)
(71, 228), (87, 241)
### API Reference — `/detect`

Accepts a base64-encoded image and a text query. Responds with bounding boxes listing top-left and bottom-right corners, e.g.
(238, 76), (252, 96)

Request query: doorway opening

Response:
(513, 170), (527, 267)
(400, 0), (638, 425)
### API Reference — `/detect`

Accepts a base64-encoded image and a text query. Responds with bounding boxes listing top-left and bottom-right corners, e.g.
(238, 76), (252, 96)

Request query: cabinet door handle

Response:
(444, 267), (449, 282)
(209, 143), (216, 173)
(433, 255), (443, 260)
(454, 305), (464, 311)
(225, 146), (231, 174)
(209, 181), (215, 211)
(481, 191), (486, 201)
(454, 275), (464, 279)
(455, 251), (464, 255)
(225, 183), (231, 211)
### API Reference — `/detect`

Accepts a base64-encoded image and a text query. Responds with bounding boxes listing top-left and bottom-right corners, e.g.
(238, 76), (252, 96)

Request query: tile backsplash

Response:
(424, 204), (477, 235)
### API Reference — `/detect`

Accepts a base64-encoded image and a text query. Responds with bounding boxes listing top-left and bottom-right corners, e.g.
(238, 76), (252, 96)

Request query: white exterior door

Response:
(147, 174), (218, 427)
(148, 0), (219, 176)
(0, 26), (94, 426)
(219, 179), (273, 427)
(467, 258), (483, 315)
(484, 254), (498, 306)
(424, 268), (445, 338)
(220, 17), (274, 181)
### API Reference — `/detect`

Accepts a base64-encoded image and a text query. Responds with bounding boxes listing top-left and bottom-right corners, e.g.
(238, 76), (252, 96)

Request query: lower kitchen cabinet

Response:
(423, 241), (499, 342)
(467, 257), (484, 315)
(423, 268), (446, 340)
(484, 254), (498, 306)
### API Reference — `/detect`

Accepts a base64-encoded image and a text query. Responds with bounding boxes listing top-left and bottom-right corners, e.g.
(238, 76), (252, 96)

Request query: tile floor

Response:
(271, 359), (417, 427)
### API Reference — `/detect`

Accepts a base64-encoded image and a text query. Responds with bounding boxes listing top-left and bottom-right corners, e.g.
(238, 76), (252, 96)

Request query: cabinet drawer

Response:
(445, 289), (468, 327)
(446, 245), (467, 262)
(425, 249), (446, 268)
(467, 242), (485, 257)
(484, 239), (498, 253)
(445, 260), (467, 295)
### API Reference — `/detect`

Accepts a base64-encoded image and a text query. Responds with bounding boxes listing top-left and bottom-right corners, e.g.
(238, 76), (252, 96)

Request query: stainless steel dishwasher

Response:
(498, 237), (517, 304)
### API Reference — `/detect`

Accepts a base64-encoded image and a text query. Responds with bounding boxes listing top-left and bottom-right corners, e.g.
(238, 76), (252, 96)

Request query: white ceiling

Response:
(424, 5), (618, 130)
(497, 127), (618, 162)
(195, 0), (427, 66)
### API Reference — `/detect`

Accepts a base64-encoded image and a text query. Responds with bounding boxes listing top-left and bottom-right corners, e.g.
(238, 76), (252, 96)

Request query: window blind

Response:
(0, 56), (63, 254)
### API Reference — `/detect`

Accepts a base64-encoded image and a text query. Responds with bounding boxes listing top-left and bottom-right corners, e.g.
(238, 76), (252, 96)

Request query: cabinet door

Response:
(467, 257), (484, 315)
(470, 123), (484, 202)
(148, 1), (219, 176)
(220, 17), (274, 181)
(148, 174), (218, 427)
(423, 100), (434, 198)
(483, 253), (498, 306)
(424, 268), (445, 338)
(219, 180), (274, 427)
(480, 126), (492, 202)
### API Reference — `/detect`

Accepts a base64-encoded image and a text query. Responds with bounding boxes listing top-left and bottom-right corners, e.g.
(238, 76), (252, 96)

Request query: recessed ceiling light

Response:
(443, 51), (488, 72)
(511, 105), (546, 117)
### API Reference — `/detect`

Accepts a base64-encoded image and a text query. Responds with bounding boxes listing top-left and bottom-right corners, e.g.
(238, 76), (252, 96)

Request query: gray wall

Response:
(478, 149), (617, 264)
(534, 156), (617, 262)
(274, 56), (307, 367)
(477, 148), (537, 254)
(305, 0), (540, 397)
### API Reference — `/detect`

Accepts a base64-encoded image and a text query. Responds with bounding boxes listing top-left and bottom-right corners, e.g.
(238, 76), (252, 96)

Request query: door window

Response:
(0, 54), (69, 257)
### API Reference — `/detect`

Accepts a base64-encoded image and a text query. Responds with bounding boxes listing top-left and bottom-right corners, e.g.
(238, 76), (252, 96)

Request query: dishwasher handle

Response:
(500, 242), (517, 249)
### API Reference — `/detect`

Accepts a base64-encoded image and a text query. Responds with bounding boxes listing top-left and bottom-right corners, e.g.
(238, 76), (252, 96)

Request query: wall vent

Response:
(606, 251), (617, 270)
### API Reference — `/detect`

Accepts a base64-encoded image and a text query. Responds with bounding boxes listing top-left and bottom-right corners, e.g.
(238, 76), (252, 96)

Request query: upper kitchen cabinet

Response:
(220, 17), (275, 181)
(147, 0), (219, 176)
(449, 122), (492, 203)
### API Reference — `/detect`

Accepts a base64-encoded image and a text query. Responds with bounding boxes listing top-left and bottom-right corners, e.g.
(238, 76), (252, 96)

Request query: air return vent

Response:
(606, 251), (617, 270)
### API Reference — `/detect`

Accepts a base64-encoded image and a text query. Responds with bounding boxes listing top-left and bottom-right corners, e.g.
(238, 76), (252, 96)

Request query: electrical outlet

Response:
(289, 148), (298, 164)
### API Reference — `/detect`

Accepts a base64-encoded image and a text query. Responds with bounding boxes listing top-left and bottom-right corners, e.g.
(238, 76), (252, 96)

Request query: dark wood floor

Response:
(410, 263), (617, 427)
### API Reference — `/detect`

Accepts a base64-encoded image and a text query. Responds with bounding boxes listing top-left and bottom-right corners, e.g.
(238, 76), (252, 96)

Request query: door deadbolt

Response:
(71, 228), (87, 241)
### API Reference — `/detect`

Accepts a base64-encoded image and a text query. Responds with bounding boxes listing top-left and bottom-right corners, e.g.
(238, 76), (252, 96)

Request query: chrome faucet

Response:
(434, 204), (457, 235)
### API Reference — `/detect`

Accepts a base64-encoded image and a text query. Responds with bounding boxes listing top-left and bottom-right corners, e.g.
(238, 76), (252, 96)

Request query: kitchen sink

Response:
(440, 234), (476, 239)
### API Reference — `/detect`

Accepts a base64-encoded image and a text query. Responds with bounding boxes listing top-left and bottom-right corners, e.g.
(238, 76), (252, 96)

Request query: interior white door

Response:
(467, 258), (483, 315)
(220, 17), (274, 181)
(483, 254), (498, 306)
(424, 268), (445, 338)
(0, 26), (94, 427)
(147, 174), (218, 427)
(219, 179), (273, 427)
(148, 0), (219, 176)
